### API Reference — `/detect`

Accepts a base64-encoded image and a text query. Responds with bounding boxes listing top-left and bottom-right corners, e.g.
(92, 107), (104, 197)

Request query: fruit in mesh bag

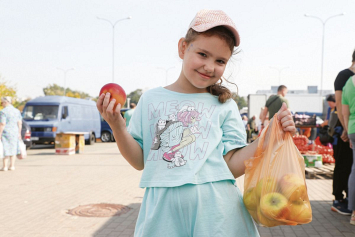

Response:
(287, 200), (312, 223)
(279, 173), (307, 202)
(255, 177), (278, 198)
(260, 192), (289, 220)
(243, 187), (258, 211)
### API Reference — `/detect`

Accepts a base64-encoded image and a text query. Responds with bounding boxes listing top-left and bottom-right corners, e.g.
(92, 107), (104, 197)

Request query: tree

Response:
(127, 89), (143, 105)
(43, 84), (91, 99)
(0, 76), (17, 110)
(232, 93), (247, 110)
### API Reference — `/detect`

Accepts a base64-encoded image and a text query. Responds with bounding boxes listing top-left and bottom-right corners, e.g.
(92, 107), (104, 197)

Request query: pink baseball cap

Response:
(189, 10), (240, 47)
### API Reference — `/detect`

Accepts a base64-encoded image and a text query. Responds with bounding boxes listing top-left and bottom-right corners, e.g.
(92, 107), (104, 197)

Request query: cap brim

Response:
(192, 23), (240, 47)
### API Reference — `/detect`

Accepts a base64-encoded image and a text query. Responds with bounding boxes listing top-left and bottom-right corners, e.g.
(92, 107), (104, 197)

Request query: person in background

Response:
(242, 115), (248, 128)
(124, 102), (136, 128)
(0, 97), (22, 171)
(342, 75), (355, 225)
(247, 115), (258, 143)
(321, 94), (336, 127)
(260, 85), (289, 129)
(258, 107), (269, 132)
(331, 49), (355, 215)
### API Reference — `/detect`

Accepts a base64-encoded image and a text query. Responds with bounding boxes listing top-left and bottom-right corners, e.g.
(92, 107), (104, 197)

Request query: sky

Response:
(1, 0), (355, 100)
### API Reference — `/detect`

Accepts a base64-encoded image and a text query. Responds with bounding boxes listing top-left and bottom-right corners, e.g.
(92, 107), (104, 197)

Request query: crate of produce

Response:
(303, 154), (322, 167)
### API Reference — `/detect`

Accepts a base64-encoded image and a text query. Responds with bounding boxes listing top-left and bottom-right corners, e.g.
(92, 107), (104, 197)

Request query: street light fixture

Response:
(157, 66), (175, 85)
(304, 13), (345, 95)
(269, 66), (289, 85)
(57, 67), (75, 96)
(97, 16), (132, 83)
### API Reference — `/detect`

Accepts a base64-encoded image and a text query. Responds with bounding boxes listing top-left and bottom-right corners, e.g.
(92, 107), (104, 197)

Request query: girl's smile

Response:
(196, 70), (213, 79)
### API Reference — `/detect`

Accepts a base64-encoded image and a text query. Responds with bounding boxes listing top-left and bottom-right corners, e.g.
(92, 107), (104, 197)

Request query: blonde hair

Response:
(1, 96), (12, 104)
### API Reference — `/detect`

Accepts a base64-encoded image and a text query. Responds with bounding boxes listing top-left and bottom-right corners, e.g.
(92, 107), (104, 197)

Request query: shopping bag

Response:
(243, 114), (312, 227)
(17, 140), (27, 159)
(0, 140), (4, 159)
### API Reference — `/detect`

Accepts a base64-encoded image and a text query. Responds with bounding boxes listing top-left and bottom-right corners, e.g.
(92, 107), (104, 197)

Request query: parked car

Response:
(100, 108), (129, 142)
(22, 96), (101, 146)
(21, 119), (32, 150)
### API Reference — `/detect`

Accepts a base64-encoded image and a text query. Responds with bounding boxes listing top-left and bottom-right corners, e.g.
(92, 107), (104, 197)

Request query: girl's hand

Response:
(96, 93), (126, 131)
(277, 102), (296, 135)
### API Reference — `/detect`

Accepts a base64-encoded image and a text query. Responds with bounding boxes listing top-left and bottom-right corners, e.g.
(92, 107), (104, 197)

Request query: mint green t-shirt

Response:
(127, 87), (247, 188)
(124, 109), (134, 127)
(342, 76), (355, 134)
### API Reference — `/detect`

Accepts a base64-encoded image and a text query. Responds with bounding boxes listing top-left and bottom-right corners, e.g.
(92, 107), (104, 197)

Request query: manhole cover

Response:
(67, 203), (131, 217)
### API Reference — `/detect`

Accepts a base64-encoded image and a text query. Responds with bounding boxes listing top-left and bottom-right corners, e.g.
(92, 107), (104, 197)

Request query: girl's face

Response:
(178, 34), (232, 93)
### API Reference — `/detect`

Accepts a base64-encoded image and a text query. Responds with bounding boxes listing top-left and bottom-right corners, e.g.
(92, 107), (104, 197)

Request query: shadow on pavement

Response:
(30, 145), (55, 149)
(92, 202), (140, 237)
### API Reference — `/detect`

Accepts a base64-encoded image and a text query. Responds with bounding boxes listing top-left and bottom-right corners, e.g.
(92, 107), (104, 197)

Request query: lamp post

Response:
(57, 67), (75, 96)
(269, 66), (289, 85)
(157, 66), (175, 85)
(304, 13), (345, 95)
(97, 16), (132, 83)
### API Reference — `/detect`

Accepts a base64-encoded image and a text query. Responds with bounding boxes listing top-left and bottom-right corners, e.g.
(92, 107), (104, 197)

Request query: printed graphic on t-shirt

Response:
(148, 101), (216, 169)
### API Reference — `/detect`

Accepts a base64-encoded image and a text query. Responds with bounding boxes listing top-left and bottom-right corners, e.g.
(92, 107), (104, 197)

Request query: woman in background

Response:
(0, 97), (22, 171)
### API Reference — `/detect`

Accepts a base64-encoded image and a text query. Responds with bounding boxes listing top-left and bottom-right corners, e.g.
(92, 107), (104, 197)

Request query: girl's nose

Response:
(203, 62), (214, 74)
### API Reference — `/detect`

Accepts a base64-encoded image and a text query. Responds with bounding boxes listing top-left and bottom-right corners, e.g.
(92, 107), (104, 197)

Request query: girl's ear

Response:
(178, 38), (187, 59)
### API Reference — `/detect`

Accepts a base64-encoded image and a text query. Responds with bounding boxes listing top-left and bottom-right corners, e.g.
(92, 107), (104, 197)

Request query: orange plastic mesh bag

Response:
(243, 115), (312, 227)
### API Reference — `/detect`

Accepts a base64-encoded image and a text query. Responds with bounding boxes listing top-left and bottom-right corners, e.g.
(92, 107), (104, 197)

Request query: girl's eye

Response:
(217, 60), (226, 64)
(198, 52), (207, 57)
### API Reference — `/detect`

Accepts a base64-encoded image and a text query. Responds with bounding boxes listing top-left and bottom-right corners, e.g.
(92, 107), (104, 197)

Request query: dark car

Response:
(21, 119), (32, 149)
(100, 109), (129, 142)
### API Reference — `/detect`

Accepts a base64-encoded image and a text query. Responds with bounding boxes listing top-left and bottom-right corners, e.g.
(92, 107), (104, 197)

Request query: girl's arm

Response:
(224, 103), (296, 178)
(97, 93), (144, 170)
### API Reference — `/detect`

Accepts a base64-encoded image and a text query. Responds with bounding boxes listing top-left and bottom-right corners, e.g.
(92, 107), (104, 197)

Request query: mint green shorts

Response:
(134, 180), (259, 237)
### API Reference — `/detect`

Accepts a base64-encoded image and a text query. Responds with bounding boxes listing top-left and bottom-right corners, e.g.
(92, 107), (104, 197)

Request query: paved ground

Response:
(0, 142), (354, 237)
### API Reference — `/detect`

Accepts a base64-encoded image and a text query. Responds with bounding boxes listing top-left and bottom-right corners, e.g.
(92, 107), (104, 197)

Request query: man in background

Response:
(124, 103), (136, 128)
(260, 85), (289, 128)
(331, 50), (355, 215)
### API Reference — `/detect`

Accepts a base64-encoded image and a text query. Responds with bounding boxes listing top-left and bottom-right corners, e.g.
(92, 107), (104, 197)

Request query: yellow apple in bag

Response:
(279, 173), (307, 202)
(287, 200), (312, 223)
(256, 206), (284, 227)
(256, 177), (278, 198)
(243, 187), (258, 211)
(260, 192), (289, 219)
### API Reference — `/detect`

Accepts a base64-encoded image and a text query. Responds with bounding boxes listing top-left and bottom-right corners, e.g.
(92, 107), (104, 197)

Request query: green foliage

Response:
(127, 89), (143, 105)
(14, 98), (31, 112)
(0, 76), (17, 110)
(43, 84), (91, 99)
(232, 93), (247, 110)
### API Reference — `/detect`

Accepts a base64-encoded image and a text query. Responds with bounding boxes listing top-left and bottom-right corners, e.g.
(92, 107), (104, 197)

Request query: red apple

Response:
(99, 83), (126, 109)
(279, 173), (308, 203)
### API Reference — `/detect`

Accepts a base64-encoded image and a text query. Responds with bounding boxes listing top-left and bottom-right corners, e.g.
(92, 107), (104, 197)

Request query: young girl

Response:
(97, 10), (296, 237)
